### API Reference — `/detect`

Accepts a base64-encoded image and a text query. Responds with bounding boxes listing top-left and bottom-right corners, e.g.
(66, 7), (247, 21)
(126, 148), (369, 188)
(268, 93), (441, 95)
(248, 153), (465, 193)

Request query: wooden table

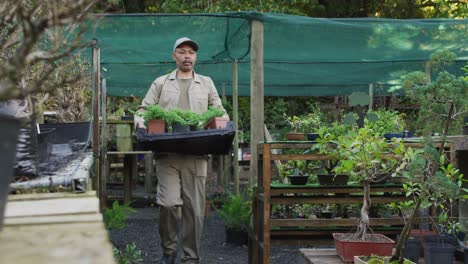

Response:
(0, 191), (115, 264)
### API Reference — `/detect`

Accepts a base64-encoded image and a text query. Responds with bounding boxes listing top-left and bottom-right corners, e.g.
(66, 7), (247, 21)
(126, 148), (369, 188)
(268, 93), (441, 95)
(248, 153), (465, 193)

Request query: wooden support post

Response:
(221, 82), (226, 101)
(233, 60), (239, 194)
(369, 83), (374, 111)
(116, 124), (132, 152)
(92, 40), (100, 195)
(217, 155), (224, 188)
(123, 155), (137, 205)
(249, 20), (264, 188)
(99, 78), (107, 210)
(144, 152), (154, 193)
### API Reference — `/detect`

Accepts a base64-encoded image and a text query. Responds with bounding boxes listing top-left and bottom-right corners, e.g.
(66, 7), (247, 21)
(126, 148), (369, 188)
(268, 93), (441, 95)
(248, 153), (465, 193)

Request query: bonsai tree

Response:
(332, 125), (406, 240)
(391, 50), (468, 263)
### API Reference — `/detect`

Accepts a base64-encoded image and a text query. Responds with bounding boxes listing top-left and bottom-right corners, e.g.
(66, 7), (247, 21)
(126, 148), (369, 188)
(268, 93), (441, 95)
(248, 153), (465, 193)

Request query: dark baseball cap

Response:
(173, 37), (199, 52)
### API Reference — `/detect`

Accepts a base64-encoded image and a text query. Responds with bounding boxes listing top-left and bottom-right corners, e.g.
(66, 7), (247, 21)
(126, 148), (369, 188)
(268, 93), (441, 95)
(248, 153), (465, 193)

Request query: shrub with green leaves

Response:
(113, 242), (143, 264)
(140, 105), (167, 126)
(200, 106), (226, 125)
(215, 192), (251, 231)
(104, 201), (136, 230)
(171, 108), (201, 127)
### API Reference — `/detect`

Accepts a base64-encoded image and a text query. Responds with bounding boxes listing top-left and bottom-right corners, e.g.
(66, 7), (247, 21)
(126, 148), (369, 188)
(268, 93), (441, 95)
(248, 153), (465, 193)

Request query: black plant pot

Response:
(317, 174), (349, 186)
(404, 237), (421, 263)
(306, 133), (320, 141)
(172, 123), (190, 133)
(288, 175), (309, 185)
(225, 227), (248, 246)
(424, 242), (456, 264)
(0, 114), (20, 231)
(464, 246), (467, 264)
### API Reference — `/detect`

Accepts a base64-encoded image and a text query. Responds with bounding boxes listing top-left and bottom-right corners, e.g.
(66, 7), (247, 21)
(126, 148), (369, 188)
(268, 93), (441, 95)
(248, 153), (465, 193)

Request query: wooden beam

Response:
(250, 19), (264, 187)
(233, 60), (239, 194)
(92, 40), (100, 193)
(99, 78), (107, 211)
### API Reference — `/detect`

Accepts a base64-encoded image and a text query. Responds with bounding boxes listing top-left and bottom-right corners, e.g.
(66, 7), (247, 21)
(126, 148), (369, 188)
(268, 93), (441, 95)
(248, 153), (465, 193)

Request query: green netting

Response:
(86, 12), (468, 97)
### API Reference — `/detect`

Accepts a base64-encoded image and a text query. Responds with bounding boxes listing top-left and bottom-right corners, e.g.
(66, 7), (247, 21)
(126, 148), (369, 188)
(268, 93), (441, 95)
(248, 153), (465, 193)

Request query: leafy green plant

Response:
(200, 106), (226, 125)
(104, 201), (136, 230)
(365, 109), (407, 135)
(215, 192), (251, 231)
(284, 106), (323, 133)
(113, 242), (143, 264)
(392, 50), (467, 262)
(171, 108), (201, 127)
(140, 105), (168, 126)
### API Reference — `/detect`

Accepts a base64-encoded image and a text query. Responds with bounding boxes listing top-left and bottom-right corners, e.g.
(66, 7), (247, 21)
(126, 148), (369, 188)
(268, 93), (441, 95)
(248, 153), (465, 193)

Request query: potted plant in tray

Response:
(140, 105), (169, 134)
(171, 108), (201, 132)
(330, 125), (408, 263)
(201, 106), (228, 129)
(312, 122), (351, 186)
(215, 192), (251, 246)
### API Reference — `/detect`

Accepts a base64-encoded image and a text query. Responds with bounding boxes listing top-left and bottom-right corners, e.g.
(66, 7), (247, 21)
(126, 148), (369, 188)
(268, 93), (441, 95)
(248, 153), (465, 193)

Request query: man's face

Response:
(172, 44), (197, 73)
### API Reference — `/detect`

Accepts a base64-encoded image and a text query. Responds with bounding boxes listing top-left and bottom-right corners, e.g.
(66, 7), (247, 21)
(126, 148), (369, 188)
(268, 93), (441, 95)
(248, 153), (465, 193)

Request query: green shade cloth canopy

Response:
(86, 12), (468, 97)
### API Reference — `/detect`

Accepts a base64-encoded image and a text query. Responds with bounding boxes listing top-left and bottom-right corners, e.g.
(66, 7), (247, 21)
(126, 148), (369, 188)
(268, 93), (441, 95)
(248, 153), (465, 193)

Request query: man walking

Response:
(135, 37), (228, 264)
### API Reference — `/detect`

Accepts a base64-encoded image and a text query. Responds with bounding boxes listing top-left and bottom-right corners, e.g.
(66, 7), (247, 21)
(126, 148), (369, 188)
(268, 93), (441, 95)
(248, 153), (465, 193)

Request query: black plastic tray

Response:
(136, 121), (235, 155)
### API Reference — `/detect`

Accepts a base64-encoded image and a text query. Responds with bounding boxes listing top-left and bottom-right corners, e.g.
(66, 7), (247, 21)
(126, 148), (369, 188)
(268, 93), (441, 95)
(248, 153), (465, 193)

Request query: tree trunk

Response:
(355, 180), (371, 240)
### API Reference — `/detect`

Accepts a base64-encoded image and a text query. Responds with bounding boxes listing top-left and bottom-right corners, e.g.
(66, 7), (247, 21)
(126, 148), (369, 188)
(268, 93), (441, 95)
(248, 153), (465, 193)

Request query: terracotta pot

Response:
(204, 117), (229, 130)
(286, 132), (305, 141)
(333, 233), (395, 263)
(147, 119), (166, 134)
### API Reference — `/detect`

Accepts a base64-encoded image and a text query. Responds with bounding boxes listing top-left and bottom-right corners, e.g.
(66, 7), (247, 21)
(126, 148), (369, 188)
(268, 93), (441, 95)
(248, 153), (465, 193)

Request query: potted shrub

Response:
(201, 106), (228, 129)
(140, 105), (168, 134)
(215, 192), (251, 246)
(171, 108), (201, 132)
(312, 122), (350, 186)
(391, 50), (468, 263)
(364, 109), (407, 140)
(330, 125), (408, 262)
(284, 106), (323, 141)
(279, 160), (312, 185)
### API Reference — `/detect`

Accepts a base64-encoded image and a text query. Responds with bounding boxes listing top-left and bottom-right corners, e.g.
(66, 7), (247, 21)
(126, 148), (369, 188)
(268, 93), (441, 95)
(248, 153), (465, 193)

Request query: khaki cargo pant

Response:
(156, 156), (207, 264)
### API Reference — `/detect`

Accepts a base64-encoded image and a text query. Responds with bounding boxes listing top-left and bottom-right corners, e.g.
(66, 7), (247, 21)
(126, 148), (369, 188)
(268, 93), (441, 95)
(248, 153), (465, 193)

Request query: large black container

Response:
(0, 114), (20, 231)
(37, 128), (55, 162)
(136, 121), (235, 155)
(424, 242), (456, 264)
(39, 122), (91, 144)
(404, 237), (421, 263)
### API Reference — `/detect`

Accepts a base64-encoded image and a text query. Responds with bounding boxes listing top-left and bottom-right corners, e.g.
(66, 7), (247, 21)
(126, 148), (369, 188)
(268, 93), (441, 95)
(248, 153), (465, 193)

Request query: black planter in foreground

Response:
(0, 114), (20, 231)
(225, 227), (248, 246)
(404, 237), (421, 263)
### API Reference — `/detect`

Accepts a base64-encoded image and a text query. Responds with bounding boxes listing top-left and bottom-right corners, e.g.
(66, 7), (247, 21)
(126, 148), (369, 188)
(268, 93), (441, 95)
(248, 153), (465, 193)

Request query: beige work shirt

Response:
(139, 69), (226, 115)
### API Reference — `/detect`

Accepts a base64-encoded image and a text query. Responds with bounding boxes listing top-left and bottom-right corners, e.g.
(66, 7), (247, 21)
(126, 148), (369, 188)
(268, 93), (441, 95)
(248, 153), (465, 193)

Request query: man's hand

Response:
(134, 115), (146, 130)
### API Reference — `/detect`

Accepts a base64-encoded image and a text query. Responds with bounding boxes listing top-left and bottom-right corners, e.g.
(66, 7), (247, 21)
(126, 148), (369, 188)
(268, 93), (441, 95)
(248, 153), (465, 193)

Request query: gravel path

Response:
(109, 207), (306, 264)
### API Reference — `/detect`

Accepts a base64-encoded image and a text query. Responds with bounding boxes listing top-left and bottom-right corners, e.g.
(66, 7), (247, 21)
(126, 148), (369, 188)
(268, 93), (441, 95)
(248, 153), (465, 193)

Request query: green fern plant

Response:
(215, 192), (251, 231)
(104, 201), (136, 230)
